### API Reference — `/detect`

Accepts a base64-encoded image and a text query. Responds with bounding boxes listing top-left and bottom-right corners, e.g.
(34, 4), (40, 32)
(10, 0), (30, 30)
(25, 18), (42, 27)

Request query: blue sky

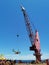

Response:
(0, 0), (49, 60)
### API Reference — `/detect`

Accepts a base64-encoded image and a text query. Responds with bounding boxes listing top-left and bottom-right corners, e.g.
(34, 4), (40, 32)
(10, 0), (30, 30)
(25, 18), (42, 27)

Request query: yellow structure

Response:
(0, 54), (6, 60)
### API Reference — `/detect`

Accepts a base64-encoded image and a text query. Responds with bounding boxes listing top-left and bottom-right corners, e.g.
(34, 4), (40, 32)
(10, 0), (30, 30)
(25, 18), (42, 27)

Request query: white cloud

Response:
(4, 53), (49, 60)
(41, 53), (49, 60)
(5, 54), (35, 60)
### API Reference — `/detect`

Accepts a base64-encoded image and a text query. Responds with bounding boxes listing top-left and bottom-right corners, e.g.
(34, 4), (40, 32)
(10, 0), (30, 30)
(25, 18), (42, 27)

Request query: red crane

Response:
(21, 5), (41, 63)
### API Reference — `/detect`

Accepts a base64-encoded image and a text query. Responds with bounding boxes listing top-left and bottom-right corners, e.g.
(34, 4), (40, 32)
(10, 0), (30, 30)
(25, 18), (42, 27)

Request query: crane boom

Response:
(21, 6), (34, 45)
(21, 5), (41, 63)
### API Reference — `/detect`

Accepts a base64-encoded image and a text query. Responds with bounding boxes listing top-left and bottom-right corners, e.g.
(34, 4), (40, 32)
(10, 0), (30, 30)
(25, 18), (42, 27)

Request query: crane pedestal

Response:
(30, 46), (41, 63)
(33, 53), (41, 63)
